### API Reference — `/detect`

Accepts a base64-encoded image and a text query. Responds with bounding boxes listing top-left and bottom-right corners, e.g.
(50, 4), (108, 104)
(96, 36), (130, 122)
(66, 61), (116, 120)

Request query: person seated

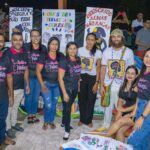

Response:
(99, 66), (138, 142)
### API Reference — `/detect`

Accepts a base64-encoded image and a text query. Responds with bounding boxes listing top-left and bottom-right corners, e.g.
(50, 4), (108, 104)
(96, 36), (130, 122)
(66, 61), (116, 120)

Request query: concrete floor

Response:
(5, 116), (102, 150)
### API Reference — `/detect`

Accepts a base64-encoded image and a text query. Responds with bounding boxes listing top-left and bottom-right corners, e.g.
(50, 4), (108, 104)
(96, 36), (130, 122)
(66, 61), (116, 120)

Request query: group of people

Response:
(0, 26), (150, 150)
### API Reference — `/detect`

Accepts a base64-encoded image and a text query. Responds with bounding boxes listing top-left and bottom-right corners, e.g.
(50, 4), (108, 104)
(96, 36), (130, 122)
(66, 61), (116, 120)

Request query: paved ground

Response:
(5, 117), (102, 150)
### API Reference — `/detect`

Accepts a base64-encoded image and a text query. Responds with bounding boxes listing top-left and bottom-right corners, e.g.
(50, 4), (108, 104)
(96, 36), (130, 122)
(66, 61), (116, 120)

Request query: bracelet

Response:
(141, 114), (146, 119)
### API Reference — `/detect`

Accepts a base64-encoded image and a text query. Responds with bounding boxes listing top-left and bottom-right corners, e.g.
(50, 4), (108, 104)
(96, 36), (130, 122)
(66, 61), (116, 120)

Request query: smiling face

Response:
(144, 50), (150, 68)
(67, 44), (78, 58)
(0, 35), (5, 51)
(126, 68), (137, 82)
(49, 40), (59, 52)
(31, 30), (41, 45)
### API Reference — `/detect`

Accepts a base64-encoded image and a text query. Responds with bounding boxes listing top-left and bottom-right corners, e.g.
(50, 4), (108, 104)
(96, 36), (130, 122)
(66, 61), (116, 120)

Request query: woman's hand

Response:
(26, 85), (30, 95)
(63, 93), (69, 103)
(100, 85), (105, 97)
(134, 117), (144, 130)
(41, 84), (48, 93)
(92, 83), (98, 94)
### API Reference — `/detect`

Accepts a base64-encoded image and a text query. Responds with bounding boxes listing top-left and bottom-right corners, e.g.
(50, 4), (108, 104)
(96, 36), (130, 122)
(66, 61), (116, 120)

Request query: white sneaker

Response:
(63, 132), (70, 140)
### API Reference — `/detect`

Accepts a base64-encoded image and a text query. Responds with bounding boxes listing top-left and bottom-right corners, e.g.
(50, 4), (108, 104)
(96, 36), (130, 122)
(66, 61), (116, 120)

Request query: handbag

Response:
(101, 47), (126, 107)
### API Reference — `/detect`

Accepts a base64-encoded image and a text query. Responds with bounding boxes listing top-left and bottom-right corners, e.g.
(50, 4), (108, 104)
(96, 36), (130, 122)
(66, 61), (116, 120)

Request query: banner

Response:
(9, 7), (33, 43)
(84, 7), (113, 52)
(42, 9), (75, 53)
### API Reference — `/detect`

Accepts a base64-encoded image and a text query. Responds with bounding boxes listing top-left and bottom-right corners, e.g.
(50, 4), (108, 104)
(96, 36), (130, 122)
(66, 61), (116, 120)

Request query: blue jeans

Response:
(42, 81), (60, 123)
(25, 77), (41, 114)
(127, 99), (150, 150)
(0, 99), (8, 144)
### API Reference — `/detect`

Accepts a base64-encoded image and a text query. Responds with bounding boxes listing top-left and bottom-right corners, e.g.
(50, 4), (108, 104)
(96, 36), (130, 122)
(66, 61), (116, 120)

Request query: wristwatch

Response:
(141, 114), (146, 119)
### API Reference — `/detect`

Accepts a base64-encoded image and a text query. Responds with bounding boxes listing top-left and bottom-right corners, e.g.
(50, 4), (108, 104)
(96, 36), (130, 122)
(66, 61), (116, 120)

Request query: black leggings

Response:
(78, 74), (97, 125)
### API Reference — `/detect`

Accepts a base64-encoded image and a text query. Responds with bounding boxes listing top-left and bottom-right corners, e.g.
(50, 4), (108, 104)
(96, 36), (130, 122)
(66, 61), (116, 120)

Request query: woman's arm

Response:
(36, 64), (47, 93)
(24, 67), (30, 94)
(58, 68), (69, 102)
(135, 100), (150, 129)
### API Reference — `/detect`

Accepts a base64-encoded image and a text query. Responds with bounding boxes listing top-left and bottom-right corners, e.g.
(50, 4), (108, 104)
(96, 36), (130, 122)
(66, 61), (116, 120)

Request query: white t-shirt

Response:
(102, 46), (134, 86)
(131, 19), (143, 28)
(78, 47), (102, 76)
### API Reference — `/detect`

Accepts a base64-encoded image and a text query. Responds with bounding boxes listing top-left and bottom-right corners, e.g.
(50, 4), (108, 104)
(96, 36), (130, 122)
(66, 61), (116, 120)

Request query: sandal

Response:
(27, 116), (34, 124)
(32, 116), (40, 123)
(4, 137), (16, 145)
(42, 123), (48, 130)
(49, 123), (56, 129)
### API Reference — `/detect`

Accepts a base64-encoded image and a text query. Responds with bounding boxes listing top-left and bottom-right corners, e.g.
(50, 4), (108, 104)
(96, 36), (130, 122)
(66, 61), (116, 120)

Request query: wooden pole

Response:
(58, 0), (67, 9)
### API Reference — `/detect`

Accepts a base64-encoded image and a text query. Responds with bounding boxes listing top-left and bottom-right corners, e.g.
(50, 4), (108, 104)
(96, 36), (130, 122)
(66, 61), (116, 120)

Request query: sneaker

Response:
(61, 124), (73, 130)
(63, 132), (70, 140)
(6, 129), (16, 139)
(12, 124), (24, 132)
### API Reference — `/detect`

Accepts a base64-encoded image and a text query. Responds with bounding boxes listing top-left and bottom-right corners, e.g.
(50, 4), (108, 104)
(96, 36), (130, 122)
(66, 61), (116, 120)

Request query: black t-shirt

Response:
(138, 72), (150, 100)
(0, 50), (13, 100)
(6, 47), (28, 90)
(23, 43), (47, 77)
(119, 89), (137, 107)
(59, 57), (81, 90)
(37, 53), (64, 84)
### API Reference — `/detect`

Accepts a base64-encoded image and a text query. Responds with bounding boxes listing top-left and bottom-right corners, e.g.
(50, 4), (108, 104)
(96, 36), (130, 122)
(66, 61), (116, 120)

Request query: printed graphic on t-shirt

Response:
(108, 59), (126, 79)
(11, 59), (27, 75)
(68, 64), (81, 77)
(80, 57), (94, 71)
(45, 61), (58, 73)
(0, 66), (6, 82)
(138, 78), (149, 92)
(27, 51), (40, 65)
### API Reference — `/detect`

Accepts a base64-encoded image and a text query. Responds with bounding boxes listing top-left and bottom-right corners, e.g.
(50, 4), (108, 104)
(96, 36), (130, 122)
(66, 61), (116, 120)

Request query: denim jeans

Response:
(42, 81), (60, 123)
(62, 89), (78, 133)
(25, 77), (41, 115)
(128, 99), (150, 150)
(0, 99), (8, 144)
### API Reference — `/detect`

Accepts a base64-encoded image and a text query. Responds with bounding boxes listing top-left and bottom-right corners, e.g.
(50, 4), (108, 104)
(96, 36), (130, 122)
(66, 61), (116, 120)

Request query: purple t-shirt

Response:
(0, 50), (13, 100)
(23, 43), (47, 77)
(138, 72), (150, 100)
(37, 54), (60, 84)
(59, 57), (81, 90)
(6, 47), (28, 90)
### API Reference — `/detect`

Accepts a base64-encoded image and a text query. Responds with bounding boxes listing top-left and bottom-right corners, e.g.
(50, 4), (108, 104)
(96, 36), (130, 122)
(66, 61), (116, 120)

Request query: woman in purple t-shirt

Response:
(36, 37), (63, 130)
(128, 48), (150, 150)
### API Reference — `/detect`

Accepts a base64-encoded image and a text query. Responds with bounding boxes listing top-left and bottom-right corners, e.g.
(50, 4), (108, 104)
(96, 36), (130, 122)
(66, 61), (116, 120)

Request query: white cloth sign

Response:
(9, 7), (33, 43)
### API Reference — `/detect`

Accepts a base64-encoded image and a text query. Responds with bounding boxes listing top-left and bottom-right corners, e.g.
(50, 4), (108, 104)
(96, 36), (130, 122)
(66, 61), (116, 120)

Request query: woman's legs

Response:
(115, 125), (132, 142)
(107, 117), (134, 137)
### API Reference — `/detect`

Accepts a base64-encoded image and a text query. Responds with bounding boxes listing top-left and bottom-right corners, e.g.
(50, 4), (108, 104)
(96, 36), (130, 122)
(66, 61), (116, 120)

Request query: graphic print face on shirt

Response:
(80, 57), (94, 71)
(108, 59), (126, 79)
